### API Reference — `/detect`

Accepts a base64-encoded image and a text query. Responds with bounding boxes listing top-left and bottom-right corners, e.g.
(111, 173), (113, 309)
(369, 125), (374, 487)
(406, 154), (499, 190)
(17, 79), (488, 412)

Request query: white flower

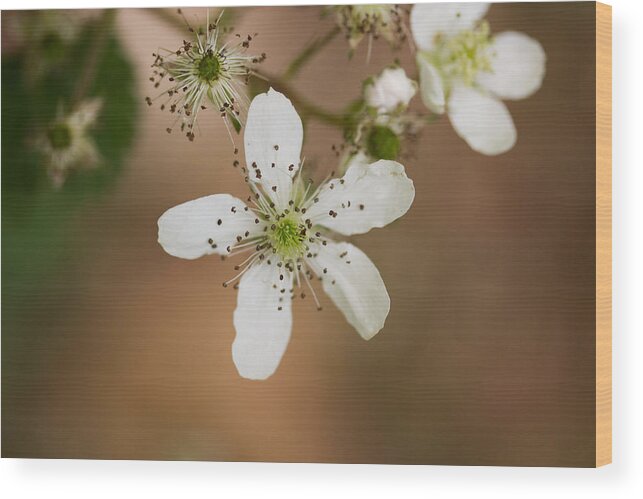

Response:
(158, 89), (415, 380)
(147, 11), (265, 141)
(364, 67), (417, 113)
(411, 3), (546, 155)
(35, 98), (102, 188)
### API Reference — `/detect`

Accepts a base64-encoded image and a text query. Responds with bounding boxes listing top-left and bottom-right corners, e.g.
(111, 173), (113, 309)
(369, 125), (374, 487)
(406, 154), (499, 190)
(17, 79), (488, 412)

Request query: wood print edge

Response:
(595, 0), (612, 467)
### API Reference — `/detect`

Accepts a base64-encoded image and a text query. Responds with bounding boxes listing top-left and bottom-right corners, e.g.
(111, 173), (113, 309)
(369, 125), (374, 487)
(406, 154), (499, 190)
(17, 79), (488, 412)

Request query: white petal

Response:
(309, 241), (389, 340)
(158, 194), (262, 260)
(244, 88), (303, 211)
(416, 54), (446, 114)
(364, 67), (417, 113)
(339, 150), (372, 176)
(232, 263), (293, 380)
(477, 31), (546, 100)
(411, 2), (490, 51)
(448, 83), (517, 155)
(306, 159), (415, 236)
(69, 98), (102, 129)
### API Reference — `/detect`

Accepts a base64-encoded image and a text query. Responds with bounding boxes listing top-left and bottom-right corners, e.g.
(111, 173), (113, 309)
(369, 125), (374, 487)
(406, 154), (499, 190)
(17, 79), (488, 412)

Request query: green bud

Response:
(366, 125), (400, 160)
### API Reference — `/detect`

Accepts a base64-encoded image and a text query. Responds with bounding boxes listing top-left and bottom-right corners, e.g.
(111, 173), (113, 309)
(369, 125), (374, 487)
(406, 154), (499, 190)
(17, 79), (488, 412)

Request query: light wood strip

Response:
(595, 1), (612, 467)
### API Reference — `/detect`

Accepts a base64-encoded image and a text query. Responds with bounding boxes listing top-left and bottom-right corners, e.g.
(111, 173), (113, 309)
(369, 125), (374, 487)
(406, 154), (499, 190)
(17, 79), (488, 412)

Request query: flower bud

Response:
(364, 67), (417, 113)
(366, 125), (401, 160)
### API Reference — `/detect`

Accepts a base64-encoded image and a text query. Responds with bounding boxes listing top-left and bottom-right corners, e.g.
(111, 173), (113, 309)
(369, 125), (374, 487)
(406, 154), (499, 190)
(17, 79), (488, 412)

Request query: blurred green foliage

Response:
(2, 17), (138, 293)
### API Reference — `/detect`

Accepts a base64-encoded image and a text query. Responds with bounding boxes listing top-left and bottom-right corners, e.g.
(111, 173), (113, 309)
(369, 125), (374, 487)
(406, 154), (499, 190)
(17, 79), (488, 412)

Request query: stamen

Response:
(298, 261), (323, 311)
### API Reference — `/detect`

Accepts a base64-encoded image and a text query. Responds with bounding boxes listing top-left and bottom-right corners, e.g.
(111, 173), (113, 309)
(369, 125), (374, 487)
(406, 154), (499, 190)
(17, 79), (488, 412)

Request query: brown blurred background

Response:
(2, 3), (597, 466)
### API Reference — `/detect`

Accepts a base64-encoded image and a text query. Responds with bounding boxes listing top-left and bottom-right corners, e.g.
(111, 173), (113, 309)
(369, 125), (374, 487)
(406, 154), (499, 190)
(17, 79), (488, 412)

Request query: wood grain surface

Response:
(2, 3), (611, 466)
(595, 1), (612, 467)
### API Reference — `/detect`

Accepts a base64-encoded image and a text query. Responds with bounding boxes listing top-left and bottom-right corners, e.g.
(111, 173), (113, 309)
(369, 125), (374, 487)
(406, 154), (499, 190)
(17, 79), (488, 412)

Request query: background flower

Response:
(333, 4), (406, 57)
(35, 99), (102, 188)
(411, 2), (546, 155)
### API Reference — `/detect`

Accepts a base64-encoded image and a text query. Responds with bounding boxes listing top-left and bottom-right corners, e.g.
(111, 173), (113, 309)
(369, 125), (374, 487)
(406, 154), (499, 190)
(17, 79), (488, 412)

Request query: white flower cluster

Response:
(157, 4), (548, 380)
(339, 3), (546, 157)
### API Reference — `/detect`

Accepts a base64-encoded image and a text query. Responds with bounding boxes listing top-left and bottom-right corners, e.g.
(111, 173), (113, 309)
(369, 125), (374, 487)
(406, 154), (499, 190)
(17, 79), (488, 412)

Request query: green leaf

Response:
(2, 21), (138, 291)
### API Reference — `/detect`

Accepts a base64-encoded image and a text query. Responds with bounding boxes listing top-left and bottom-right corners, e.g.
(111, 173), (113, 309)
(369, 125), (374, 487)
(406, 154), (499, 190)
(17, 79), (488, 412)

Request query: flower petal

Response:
(477, 31), (546, 100)
(339, 150), (373, 176)
(68, 98), (102, 129)
(306, 159), (415, 236)
(232, 262), (293, 380)
(411, 2), (490, 51)
(244, 88), (303, 211)
(417, 54), (446, 114)
(448, 83), (517, 155)
(158, 194), (262, 259)
(310, 241), (390, 340)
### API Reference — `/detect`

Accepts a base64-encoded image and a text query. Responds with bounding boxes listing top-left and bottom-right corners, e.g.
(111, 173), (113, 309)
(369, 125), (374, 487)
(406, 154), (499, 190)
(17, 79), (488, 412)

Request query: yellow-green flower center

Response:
(431, 21), (493, 86)
(47, 123), (72, 150)
(270, 216), (306, 260)
(197, 52), (221, 83)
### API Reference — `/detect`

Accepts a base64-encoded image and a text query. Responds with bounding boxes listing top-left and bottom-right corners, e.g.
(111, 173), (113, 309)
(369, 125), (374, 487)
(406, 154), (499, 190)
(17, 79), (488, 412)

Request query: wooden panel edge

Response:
(595, 1), (612, 467)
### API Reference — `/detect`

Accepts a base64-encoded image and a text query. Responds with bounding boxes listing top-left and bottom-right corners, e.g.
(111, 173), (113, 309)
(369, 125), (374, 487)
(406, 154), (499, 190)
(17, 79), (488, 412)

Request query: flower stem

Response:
(283, 26), (340, 81)
(72, 9), (117, 105)
(252, 70), (346, 128)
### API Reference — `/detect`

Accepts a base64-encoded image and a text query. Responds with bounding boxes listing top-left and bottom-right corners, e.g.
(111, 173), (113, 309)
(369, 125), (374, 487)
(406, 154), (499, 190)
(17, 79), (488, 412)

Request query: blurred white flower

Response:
(411, 3), (546, 155)
(364, 66), (417, 113)
(147, 10), (265, 141)
(334, 4), (406, 57)
(35, 98), (102, 188)
(158, 89), (415, 380)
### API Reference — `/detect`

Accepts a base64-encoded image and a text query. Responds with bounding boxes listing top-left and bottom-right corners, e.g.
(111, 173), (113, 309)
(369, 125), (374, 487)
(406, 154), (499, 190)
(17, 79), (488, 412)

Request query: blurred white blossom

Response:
(35, 99), (102, 188)
(411, 3), (546, 155)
